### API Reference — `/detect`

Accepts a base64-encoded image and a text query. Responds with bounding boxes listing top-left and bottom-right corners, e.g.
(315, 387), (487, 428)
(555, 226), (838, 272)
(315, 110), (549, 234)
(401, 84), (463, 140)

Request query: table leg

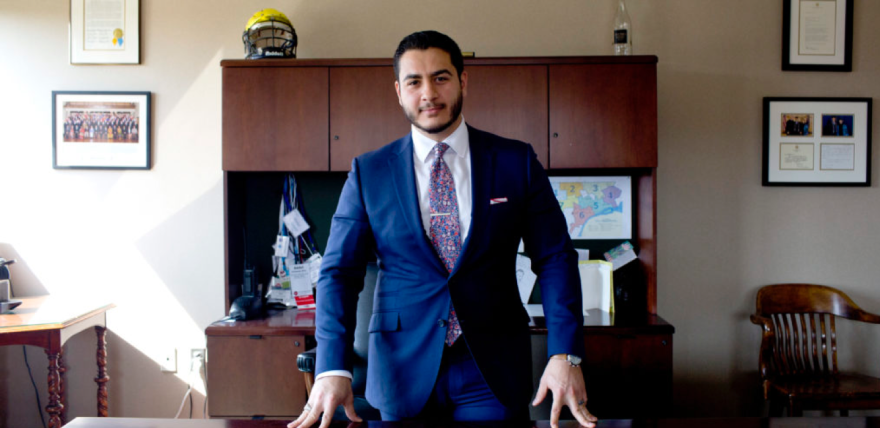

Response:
(45, 348), (64, 428)
(95, 325), (109, 417)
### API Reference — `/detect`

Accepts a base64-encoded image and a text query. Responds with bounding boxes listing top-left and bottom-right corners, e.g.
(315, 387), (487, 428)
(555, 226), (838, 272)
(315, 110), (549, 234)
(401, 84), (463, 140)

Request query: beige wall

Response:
(1, 0), (879, 425)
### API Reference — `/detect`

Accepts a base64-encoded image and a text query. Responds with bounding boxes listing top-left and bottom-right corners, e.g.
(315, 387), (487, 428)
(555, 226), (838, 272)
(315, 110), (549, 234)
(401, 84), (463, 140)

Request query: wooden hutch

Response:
(206, 56), (672, 420)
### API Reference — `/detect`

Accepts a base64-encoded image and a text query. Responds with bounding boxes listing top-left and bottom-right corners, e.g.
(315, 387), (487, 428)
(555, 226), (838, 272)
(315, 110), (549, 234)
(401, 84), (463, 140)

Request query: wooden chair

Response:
(750, 283), (880, 416)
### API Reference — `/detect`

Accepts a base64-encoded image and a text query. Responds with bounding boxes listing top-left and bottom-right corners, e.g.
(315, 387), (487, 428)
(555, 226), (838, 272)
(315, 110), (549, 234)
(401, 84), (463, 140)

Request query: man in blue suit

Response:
(290, 31), (594, 428)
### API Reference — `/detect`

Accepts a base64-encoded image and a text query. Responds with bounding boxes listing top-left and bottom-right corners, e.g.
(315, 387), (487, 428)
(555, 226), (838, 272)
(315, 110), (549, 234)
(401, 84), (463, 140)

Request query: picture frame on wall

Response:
(763, 97), (871, 186)
(782, 0), (853, 71)
(52, 91), (151, 170)
(70, 0), (140, 65)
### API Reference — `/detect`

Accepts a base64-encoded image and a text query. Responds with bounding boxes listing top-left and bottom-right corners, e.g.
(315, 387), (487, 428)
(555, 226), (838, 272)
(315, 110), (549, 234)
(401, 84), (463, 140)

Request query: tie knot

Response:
(433, 142), (451, 158)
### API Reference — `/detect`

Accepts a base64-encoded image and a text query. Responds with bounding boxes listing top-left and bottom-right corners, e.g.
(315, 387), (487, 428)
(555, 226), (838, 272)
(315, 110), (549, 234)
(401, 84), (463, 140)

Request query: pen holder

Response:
(0, 279), (9, 302)
(0, 279), (21, 313)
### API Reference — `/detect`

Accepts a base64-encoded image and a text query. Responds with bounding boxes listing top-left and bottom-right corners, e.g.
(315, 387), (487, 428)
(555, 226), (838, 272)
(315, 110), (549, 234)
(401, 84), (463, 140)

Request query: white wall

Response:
(1, 0), (879, 426)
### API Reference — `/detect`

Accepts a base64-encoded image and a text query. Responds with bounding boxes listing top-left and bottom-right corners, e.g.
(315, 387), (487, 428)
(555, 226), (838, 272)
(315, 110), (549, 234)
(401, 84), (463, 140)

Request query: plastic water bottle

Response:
(613, 0), (632, 55)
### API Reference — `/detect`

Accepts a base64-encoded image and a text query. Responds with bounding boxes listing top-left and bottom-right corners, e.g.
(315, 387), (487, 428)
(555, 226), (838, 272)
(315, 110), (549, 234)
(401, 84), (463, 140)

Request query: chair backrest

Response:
(350, 261), (378, 394)
(754, 283), (879, 378)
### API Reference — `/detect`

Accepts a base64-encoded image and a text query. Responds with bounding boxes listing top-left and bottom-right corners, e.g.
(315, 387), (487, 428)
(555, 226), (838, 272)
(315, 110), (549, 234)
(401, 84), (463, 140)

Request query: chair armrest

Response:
(750, 314), (773, 331)
(297, 348), (316, 373)
(750, 314), (776, 387)
(857, 310), (880, 324)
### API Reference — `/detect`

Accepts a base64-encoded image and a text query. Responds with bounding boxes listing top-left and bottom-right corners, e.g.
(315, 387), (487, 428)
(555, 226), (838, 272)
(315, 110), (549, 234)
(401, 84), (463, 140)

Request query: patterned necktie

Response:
(428, 142), (462, 346)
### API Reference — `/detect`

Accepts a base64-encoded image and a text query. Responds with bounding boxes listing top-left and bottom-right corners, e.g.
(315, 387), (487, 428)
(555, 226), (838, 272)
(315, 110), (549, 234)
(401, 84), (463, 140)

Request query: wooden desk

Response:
(206, 308), (672, 419)
(63, 416), (880, 428)
(0, 295), (115, 428)
(533, 309), (675, 418)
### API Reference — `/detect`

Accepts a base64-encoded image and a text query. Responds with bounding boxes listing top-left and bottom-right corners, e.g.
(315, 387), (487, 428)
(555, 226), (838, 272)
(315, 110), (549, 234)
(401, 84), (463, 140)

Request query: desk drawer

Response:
(207, 335), (306, 418)
(584, 333), (672, 418)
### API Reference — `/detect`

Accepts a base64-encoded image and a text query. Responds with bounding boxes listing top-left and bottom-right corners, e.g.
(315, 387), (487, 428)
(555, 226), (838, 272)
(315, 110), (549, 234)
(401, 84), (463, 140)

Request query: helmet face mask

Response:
(243, 9), (297, 59)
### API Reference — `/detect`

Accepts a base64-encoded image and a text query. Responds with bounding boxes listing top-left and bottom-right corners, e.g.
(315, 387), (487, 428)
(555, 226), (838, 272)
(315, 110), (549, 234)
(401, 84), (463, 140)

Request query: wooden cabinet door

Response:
(329, 67), (411, 171)
(464, 65), (549, 167)
(549, 64), (657, 169)
(223, 67), (329, 171)
(207, 335), (307, 417)
(583, 333), (672, 418)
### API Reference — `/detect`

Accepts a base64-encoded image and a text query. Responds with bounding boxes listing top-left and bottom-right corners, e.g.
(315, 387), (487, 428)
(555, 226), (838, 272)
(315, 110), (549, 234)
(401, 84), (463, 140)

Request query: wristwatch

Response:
(552, 353), (582, 368)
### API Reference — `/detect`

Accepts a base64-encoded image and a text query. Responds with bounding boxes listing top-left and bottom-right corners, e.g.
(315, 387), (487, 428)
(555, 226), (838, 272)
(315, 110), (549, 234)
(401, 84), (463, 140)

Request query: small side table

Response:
(0, 295), (115, 428)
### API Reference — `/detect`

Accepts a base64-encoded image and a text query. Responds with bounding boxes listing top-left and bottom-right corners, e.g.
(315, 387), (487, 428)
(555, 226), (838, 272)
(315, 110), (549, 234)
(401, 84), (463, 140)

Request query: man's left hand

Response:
(532, 357), (597, 428)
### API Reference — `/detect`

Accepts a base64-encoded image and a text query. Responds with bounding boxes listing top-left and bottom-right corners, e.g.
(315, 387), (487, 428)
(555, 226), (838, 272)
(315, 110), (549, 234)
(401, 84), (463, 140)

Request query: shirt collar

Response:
(412, 117), (469, 164)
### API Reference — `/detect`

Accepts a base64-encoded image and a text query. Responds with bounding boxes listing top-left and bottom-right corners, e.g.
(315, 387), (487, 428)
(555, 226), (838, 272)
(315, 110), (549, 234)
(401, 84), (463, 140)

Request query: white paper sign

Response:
(307, 253), (323, 284)
(515, 254), (538, 304)
(576, 249), (590, 261)
(283, 209), (310, 237)
(273, 235), (290, 257)
(289, 264), (315, 309)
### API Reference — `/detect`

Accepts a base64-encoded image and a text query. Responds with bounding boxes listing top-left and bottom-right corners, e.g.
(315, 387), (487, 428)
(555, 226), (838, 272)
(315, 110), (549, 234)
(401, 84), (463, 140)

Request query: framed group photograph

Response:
(782, 0), (853, 71)
(52, 91), (151, 169)
(763, 97), (871, 186)
(70, 0), (140, 65)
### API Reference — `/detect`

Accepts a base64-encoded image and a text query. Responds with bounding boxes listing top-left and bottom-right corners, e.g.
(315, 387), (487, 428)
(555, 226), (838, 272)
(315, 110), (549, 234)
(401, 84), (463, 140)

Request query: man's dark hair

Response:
(393, 30), (464, 81)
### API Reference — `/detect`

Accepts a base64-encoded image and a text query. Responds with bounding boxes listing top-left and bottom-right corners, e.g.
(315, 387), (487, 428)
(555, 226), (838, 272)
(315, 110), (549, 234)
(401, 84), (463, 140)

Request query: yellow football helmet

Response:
(242, 9), (297, 59)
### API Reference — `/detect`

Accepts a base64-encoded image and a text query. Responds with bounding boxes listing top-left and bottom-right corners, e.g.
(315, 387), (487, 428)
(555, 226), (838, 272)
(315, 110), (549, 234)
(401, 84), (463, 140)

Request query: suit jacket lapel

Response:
(452, 126), (493, 276)
(388, 134), (447, 275)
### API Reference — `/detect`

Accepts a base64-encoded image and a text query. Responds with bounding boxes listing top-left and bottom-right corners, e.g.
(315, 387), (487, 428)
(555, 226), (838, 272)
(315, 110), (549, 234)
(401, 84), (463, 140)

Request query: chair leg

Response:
(787, 399), (802, 417)
(768, 399), (784, 417)
(303, 372), (314, 397)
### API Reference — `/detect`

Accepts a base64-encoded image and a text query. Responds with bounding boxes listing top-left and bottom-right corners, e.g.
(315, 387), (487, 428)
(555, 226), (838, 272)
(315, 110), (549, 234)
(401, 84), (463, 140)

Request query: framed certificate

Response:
(782, 0), (853, 71)
(70, 0), (140, 65)
(763, 97), (871, 186)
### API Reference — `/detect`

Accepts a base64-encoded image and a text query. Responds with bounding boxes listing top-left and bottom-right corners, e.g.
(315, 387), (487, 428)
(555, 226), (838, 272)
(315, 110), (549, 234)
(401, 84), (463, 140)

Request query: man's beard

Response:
(404, 90), (464, 136)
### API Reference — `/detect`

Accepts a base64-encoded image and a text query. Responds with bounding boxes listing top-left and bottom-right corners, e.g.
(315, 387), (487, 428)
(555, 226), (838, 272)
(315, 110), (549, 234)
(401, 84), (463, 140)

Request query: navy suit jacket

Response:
(315, 126), (585, 417)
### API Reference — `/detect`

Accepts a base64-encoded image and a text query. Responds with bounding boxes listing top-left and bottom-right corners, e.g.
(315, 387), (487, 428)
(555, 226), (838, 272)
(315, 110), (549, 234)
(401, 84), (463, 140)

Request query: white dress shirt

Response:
(411, 118), (472, 244)
(316, 119), (473, 382)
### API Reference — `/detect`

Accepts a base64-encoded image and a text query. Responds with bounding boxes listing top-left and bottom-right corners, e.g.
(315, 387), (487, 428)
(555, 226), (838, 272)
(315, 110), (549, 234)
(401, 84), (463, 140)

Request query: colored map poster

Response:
(548, 176), (632, 240)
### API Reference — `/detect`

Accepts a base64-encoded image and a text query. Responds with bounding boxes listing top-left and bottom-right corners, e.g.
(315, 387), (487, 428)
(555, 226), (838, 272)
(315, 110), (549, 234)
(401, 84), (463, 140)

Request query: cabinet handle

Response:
(248, 335), (263, 340)
(294, 341), (301, 347)
(334, 135), (339, 140)
(552, 132), (559, 138)
(662, 340), (668, 346)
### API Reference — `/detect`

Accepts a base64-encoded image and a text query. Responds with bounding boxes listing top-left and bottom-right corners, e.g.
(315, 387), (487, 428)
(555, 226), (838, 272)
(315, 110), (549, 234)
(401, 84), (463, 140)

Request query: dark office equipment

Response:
(297, 262), (381, 420)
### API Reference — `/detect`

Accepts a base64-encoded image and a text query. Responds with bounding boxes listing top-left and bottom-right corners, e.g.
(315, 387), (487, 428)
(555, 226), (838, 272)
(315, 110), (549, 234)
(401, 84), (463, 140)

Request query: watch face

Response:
(568, 354), (583, 365)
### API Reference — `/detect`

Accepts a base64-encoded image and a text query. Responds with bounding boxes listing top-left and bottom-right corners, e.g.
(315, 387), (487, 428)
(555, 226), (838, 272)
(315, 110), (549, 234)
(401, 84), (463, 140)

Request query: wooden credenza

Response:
(211, 55), (668, 420)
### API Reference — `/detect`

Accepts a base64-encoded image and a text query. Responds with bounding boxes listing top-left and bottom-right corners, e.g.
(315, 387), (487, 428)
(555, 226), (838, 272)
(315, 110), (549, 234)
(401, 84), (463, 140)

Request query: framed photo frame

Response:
(52, 91), (151, 170)
(763, 97), (871, 186)
(70, 0), (140, 65)
(782, 0), (853, 71)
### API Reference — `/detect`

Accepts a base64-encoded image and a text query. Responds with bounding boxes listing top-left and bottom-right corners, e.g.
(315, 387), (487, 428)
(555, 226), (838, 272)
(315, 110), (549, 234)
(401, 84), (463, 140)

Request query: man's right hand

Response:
(287, 376), (361, 428)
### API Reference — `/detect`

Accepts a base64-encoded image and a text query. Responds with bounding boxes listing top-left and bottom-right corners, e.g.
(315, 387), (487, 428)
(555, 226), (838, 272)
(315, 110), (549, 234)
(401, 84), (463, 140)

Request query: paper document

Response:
(524, 304), (544, 318)
(515, 254), (537, 304)
(289, 264), (315, 309)
(604, 241), (637, 271)
(578, 260), (614, 313)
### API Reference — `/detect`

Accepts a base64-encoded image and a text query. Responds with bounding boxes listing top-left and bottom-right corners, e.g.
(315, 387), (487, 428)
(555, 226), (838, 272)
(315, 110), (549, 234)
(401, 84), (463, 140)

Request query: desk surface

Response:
(64, 417), (880, 428)
(0, 295), (115, 333)
(205, 308), (674, 337)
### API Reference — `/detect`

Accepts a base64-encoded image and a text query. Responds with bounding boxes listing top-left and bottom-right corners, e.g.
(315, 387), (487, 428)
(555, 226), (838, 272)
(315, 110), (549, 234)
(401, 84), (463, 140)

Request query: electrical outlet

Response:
(191, 348), (206, 366)
(160, 348), (177, 373)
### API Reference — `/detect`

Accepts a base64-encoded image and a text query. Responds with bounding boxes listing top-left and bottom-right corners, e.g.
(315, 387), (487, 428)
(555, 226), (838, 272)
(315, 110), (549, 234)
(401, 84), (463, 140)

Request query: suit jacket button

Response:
(438, 319), (447, 327)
